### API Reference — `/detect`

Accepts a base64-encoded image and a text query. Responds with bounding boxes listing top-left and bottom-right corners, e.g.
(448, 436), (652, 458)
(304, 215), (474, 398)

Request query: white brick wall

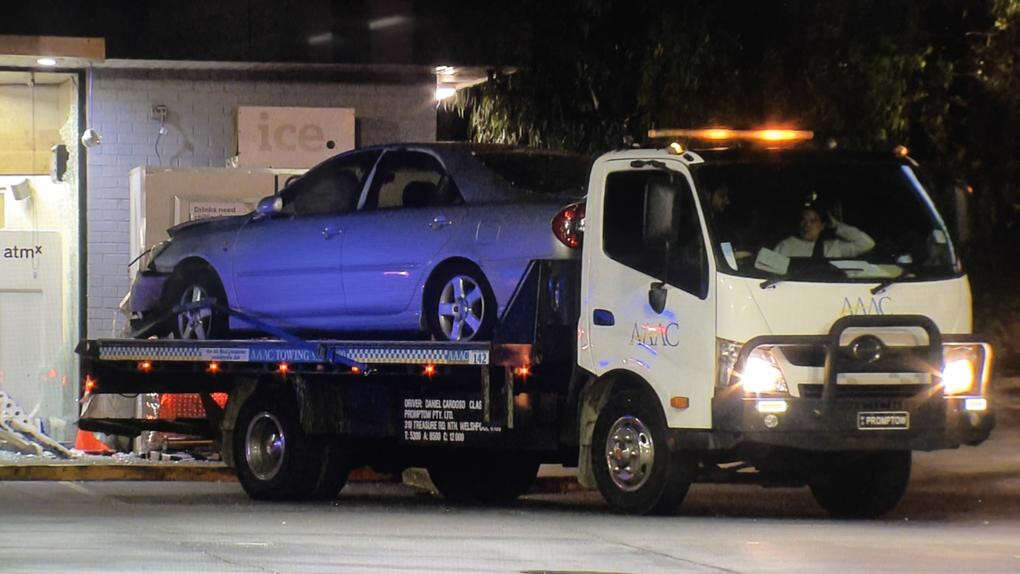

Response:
(85, 68), (436, 336)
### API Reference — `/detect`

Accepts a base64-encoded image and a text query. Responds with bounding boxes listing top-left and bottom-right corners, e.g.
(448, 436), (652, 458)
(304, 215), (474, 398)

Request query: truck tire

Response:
(809, 450), (911, 518)
(427, 454), (539, 504)
(233, 391), (350, 501)
(591, 390), (695, 515)
(164, 266), (229, 340)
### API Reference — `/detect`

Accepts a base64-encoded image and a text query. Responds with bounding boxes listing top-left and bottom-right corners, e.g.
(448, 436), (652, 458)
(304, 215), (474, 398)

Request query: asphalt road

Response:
(2, 386), (1018, 573)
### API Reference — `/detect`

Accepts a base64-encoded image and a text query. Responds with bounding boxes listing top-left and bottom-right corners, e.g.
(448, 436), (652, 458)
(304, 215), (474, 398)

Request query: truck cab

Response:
(574, 131), (994, 515)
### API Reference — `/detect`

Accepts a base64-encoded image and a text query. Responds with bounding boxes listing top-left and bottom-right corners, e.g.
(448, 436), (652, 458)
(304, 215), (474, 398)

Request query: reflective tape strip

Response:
(330, 347), (489, 366)
(96, 343), (489, 366)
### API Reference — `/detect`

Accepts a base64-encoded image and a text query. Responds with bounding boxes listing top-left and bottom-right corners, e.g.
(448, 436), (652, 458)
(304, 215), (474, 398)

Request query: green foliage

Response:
(447, 0), (1020, 362)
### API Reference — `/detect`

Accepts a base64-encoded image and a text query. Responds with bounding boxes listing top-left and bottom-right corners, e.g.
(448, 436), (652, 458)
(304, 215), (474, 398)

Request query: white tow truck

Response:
(79, 129), (995, 517)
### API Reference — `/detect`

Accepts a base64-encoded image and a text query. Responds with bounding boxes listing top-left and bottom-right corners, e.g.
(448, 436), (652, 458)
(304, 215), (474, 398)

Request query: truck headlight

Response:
(739, 348), (788, 394)
(716, 339), (741, 388)
(717, 339), (789, 394)
(941, 343), (990, 396)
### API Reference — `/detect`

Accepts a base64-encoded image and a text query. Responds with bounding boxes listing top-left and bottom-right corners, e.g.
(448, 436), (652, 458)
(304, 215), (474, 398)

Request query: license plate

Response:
(857, 411), (909, 430)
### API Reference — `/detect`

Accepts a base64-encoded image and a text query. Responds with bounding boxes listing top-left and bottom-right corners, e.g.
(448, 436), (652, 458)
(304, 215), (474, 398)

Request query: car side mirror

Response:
(256, 195), (283, 217)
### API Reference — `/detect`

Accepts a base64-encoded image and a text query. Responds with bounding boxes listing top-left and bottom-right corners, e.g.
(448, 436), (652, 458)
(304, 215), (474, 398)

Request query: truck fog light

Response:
(762, 414), (780, 429)
(756, 399), (788, 414)
(964, 398), (987, 412)
(942, 359), (975, 395)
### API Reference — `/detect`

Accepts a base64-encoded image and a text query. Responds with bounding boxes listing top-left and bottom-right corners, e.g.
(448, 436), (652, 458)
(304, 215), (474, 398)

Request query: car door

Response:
(342, 149), (465, 317)
(583, 158), (717, 429)
(230, 151), (379, 327)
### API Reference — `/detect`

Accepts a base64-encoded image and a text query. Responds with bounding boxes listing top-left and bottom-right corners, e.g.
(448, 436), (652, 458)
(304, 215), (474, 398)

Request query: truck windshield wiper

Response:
(870, 278), (898, 295)
(760, 276), (784, 289)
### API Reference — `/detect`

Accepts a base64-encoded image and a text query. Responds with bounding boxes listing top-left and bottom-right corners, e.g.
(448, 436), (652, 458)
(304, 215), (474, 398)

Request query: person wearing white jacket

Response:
(775, 205), (875, 258)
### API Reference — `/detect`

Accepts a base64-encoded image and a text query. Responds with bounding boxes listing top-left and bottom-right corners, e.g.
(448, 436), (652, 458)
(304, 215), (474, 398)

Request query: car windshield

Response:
(471, 149), (592, 197)
(692, 157), (957, 283)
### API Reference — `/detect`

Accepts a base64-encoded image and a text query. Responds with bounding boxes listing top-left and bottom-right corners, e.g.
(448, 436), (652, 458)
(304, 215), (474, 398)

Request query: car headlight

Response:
(716, 339), (789, 394)
(941, 343), (990, 396)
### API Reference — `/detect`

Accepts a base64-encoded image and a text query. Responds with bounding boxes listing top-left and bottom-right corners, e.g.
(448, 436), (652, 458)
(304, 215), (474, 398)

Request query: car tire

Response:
(165, 266), (229, 340)
(424, 264), (497, 341)
(809, 450), (911, 518)
(591, 390), (696, 515)
(233, 390), (350, 501)
(427, 453), (539, 504)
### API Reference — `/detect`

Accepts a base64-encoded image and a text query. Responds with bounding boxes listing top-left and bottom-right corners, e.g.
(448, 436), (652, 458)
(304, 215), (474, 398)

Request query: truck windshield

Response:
(692, 157), (958, 283)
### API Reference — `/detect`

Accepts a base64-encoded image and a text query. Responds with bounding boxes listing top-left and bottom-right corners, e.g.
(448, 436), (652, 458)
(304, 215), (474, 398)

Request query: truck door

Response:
(581, 158), (716, 429)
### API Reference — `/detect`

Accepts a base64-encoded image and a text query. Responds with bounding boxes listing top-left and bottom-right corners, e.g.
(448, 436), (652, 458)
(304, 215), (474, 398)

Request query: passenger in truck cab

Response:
(775, 203), (875, 258)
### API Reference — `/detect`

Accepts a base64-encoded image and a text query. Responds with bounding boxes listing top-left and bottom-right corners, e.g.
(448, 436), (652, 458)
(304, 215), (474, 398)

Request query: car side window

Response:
(602, 169), (708, 298)
(363, 150), (463, 210)
(281, 151), (380, 217)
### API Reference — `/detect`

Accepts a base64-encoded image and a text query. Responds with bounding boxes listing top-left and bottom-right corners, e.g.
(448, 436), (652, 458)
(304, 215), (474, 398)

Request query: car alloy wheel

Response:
(177, 284), (214, 339)
(437, 275), (486, 341)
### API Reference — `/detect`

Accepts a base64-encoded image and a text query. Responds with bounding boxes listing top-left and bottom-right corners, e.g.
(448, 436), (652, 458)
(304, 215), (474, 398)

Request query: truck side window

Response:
(603, 170), (708, 299)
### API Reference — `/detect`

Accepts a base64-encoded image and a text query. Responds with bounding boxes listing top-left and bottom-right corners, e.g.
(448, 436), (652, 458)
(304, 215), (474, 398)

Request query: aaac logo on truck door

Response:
(630, 322), (681, 347)
(840, 296), (891, 316)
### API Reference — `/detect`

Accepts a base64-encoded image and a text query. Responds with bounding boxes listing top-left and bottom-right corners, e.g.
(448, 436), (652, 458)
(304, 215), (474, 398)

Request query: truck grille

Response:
(798, 384), (928, 399)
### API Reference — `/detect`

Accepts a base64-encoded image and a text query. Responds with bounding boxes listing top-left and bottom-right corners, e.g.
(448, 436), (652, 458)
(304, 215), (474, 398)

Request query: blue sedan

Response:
(129, 143), (589, 341)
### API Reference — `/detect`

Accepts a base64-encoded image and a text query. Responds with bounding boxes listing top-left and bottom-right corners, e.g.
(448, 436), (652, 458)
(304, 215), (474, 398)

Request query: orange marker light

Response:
(138, 361), (153, 373)
(351, 366), (361, 374)
(514, 366), (531, 378)
(277, 362), (290, 374)
(755, 129), (813, 142)
(83, 375), (97, 394)
(423, 364), (436, 377)
(207, 362), (220, 374)
(702, 128), (734, 140)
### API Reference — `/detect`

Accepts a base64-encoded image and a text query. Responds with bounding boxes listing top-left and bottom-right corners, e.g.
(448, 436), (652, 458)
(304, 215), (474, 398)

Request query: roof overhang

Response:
(0, 35), (105, 68)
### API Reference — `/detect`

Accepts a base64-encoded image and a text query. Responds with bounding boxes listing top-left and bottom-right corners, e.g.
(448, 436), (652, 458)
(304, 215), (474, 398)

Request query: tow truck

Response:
(78, 129), (995, 517)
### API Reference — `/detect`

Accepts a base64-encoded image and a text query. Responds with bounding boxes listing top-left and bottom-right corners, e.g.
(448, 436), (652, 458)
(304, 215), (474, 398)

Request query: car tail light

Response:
(552, 201), (586, 249)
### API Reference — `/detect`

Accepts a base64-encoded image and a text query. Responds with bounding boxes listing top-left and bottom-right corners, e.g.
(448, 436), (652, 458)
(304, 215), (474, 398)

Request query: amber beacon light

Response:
(648, 128), (814, 144)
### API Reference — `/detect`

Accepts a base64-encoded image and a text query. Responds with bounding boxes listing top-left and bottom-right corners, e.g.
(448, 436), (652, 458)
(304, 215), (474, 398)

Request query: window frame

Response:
(601, 167), (709, 299)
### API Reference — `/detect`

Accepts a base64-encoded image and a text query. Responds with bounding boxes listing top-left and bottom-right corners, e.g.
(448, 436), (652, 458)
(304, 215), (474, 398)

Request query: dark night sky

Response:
(0, 0), (526, 66)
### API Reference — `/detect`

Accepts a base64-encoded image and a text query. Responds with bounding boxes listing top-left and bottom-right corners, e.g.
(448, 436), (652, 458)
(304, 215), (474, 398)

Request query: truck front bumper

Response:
(707, 315), (995, 452)
(711, 393), (994, 451)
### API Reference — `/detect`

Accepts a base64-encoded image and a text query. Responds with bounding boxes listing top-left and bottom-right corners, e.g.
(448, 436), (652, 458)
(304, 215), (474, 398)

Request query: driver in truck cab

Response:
(774, 202), (875, 258)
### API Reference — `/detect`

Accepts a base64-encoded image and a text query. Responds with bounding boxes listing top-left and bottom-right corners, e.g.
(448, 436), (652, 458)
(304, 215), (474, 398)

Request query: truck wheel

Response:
(428, 454), (539, 504)
(424, 264), (497, 341)
(165, 267), (229, 340)
(233, 392), (349, 501)
(592, 390), (695, 515)
(809, 450), (911, 518)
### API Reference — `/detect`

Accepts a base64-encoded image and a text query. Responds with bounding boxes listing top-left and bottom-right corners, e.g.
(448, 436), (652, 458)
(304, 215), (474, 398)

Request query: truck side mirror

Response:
(644, 181), (683, 285)
(255, 195), (283, 217)
(648, 281), (667, 314)
(644, 181), (679, 244)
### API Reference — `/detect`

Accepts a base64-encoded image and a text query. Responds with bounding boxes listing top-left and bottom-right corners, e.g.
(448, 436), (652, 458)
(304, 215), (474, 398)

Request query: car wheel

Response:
(424, 264), (497, 341)
(591, 390), (696, 515)
(165, 267), (229, 340)
(233, 390), (350, 501)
